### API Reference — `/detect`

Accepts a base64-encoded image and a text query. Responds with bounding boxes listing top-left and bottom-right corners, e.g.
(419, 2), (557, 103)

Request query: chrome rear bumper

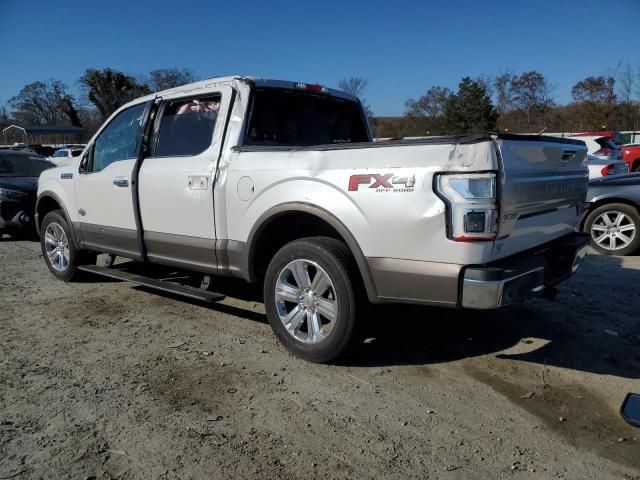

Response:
(461, 232), (589, 309)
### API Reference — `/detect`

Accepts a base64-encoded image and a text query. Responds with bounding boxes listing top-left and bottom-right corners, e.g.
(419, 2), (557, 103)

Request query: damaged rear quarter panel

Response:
(224, 140), (499, 265)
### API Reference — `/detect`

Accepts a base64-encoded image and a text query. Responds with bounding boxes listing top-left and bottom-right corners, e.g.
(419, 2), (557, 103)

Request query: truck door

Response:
(75, 101), (153, 259)
(137, 86), (234, 272)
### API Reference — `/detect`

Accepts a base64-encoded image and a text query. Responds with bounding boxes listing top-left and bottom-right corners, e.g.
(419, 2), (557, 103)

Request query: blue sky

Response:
(1, 0), (638, 116)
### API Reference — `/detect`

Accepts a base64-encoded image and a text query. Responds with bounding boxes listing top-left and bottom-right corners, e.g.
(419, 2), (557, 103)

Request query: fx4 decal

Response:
(348, 173), (416, 192)
(60, 173), (73, 180)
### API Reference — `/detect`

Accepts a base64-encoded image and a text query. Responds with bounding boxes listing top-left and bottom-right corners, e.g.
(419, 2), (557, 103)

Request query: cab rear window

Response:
(244, 88), (369, 146)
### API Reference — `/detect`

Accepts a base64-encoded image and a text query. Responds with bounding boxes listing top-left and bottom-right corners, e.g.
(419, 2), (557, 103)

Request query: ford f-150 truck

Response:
(36, 76), (590, 362)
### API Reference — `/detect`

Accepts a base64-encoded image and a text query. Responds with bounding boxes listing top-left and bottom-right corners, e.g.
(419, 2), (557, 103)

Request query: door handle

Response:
(113, 177), (129, 187)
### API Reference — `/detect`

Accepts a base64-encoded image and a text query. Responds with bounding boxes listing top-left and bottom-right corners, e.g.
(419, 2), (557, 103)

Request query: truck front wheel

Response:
(264, 237), (357, 363)
(41, 210), (95, 281)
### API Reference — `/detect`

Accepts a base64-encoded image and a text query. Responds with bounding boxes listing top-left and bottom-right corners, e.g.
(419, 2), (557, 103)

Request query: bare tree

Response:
(475, 74), (494, 101)
(617, 63), (636, 130)
(0, 101), (10, 131)
(493, 71), (516, 116)
(511, 71), (555, 130)
(338, 77), (368, 98)
(9, 79), (78, 125)
(338, 76), (374, 130)
(145, 68), (200, 92)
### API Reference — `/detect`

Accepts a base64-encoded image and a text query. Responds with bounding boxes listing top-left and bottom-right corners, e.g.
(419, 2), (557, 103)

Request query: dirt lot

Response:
(1, 239), (639, 479)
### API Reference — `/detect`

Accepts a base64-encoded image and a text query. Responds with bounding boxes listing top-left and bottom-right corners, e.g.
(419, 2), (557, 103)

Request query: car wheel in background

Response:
(263, 237), (358, 363)
(584, 203), (640, 256)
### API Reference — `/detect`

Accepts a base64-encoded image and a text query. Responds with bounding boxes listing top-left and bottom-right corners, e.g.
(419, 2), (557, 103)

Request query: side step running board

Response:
(78, 265), (225, 302)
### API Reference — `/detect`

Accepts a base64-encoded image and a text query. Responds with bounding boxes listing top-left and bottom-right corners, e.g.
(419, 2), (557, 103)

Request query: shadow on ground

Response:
(345, 254), (639, 379)
(78, 254), (639, 379)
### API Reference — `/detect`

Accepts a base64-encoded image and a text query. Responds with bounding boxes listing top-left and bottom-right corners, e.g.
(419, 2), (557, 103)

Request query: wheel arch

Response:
(36, 191), (81, 248)
(245, 202), (378, 302)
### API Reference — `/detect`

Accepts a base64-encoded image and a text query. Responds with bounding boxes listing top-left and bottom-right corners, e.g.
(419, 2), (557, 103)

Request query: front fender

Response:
(36, 168), (79, 245)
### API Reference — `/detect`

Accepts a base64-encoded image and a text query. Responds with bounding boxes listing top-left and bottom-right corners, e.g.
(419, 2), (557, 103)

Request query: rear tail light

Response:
(593, 148), (611, 158)
(601, 164), (615, 176)
(434, 172), (498, 242)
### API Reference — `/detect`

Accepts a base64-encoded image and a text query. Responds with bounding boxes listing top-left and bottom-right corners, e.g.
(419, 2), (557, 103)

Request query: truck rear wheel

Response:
(41, 210), (95, 281)
(263, 237), (357, 363)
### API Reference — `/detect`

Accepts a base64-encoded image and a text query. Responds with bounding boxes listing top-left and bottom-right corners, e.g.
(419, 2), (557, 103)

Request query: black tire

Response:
(40, 210), (92, 281)
(583, 203), (640, 256)
(264, 237), (357, 363)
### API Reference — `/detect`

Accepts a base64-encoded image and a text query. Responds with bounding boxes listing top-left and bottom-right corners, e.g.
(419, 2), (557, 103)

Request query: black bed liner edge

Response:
(233, 133), (586, 153)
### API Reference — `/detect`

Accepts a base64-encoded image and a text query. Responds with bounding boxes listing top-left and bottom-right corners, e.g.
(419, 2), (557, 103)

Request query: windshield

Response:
(0, 152), (55, 177)
(244, 88), (369, 146)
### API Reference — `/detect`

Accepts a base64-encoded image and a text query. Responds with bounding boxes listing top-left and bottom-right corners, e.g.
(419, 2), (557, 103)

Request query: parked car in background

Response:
(29, 144), (57, 157)
(586, 154), (629, 179)
(571, 131), (621, 144)
(620, 144), (640, 172)
(0, 150), (55, 239)
(48, 147), (84, 166)
(583, 173), (640, 255)
(568, 134), (621, 161)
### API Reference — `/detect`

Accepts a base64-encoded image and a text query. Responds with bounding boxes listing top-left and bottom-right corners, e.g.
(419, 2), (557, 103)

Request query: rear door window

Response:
(154, 96), (221, 157)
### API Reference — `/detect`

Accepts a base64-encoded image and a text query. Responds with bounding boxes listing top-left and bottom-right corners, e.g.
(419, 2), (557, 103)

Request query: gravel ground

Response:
(1, 238), (639, 480)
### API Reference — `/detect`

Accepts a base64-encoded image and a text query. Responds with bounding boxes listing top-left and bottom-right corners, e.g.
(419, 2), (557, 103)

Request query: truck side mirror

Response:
(621, 393), (640, 428)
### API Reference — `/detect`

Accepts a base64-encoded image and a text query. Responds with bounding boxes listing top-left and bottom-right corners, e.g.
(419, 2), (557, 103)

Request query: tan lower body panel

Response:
(367, 257), (462, 306)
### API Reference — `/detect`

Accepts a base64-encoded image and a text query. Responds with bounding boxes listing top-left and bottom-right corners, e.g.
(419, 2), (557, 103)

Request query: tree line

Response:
(1, 65), (639, 142)
(0, 68), (198, 140)
(375, 64), (640, 138)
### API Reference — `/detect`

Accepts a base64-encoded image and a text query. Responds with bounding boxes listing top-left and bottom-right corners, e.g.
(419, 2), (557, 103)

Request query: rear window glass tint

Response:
(244, 88), (369, 146)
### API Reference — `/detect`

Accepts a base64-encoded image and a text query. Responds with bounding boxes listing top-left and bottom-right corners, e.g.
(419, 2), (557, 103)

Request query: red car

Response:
(621, 144), (640, 172)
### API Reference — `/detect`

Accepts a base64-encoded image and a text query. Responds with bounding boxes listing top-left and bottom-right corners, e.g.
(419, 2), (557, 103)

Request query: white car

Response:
(35, 76), (590, 362)
(586, 154), (629, 179)
(568, 135), (621, 161)
(48, 147), (84, 166)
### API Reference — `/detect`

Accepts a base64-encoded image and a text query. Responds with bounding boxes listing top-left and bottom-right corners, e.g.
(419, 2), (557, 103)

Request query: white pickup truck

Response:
(36, 76), (590, 362)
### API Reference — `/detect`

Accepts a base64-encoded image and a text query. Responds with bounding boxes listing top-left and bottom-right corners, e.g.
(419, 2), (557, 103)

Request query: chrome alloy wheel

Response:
(44, 222), (70, 271)
(274, 259), (338, 344)
(591, 211), (636, 251)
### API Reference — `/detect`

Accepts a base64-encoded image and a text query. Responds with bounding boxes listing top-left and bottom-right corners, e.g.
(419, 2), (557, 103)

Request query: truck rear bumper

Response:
(368, 232), (590, 309)
(461, 232), (589, 309)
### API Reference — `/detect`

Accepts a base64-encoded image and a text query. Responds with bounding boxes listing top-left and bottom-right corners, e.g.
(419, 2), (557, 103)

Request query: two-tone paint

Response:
(37, 76), (589, 308)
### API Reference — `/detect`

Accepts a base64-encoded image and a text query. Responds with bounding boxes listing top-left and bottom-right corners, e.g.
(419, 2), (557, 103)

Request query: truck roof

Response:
(135, 75), (359, 103)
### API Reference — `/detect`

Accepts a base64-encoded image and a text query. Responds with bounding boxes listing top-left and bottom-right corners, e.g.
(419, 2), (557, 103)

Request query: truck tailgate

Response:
(493, 135), (589, 259)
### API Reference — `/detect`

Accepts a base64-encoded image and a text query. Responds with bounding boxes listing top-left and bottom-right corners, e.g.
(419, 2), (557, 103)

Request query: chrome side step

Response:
(77, 264), (225, 302)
